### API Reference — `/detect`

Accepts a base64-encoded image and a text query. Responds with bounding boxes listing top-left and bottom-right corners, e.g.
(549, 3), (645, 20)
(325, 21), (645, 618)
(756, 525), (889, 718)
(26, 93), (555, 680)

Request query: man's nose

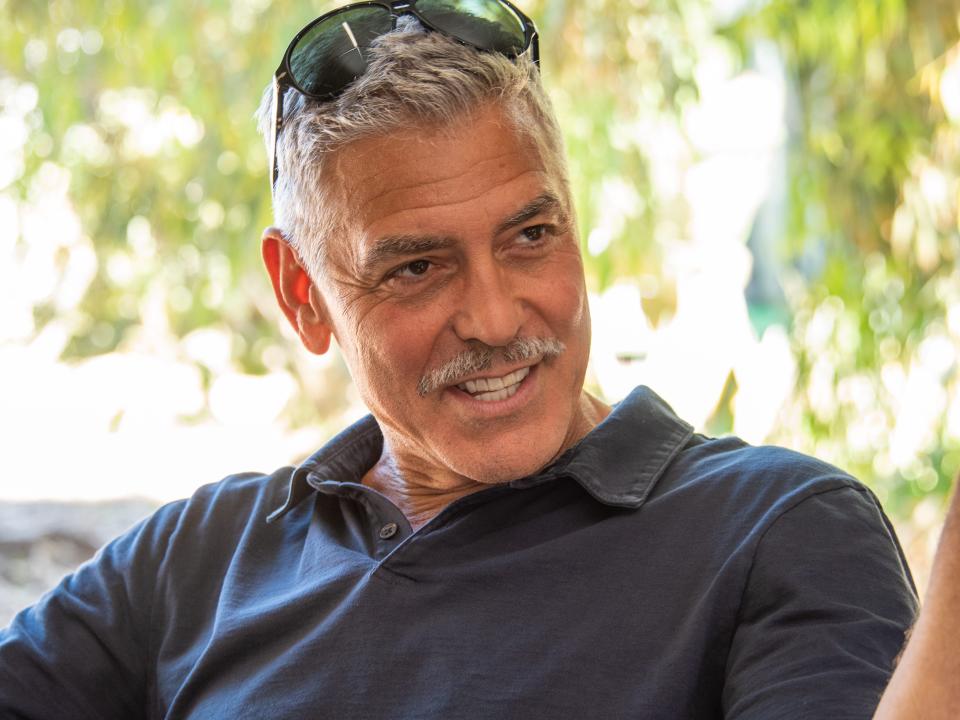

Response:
(451, 259), (524, 348)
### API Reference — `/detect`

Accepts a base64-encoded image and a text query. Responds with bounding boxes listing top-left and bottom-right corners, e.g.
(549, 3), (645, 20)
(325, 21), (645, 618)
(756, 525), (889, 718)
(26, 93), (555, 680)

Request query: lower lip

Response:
(445, 364), (539, 418)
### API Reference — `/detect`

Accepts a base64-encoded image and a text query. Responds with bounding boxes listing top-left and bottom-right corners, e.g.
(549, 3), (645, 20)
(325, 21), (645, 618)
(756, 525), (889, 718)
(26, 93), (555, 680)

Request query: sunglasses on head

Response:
(269, 0), (540, 193)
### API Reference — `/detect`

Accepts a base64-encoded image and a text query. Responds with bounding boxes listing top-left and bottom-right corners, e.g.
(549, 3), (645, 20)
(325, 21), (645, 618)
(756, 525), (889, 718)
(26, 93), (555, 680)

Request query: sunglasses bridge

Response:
(270, 0), (539, 194)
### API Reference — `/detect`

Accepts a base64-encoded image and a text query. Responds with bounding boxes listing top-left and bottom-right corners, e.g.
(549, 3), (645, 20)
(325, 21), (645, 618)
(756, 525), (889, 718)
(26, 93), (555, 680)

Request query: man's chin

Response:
(432, 397), (585, 484)
(446, 443), (565, 486)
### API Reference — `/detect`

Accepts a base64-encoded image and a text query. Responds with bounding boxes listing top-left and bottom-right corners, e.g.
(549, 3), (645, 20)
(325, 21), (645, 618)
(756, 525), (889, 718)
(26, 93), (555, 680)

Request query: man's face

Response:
(314, 103), (593, 483)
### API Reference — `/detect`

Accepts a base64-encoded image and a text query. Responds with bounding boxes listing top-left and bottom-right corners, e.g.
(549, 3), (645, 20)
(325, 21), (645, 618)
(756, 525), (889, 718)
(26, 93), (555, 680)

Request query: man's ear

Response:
(261, 227), (332, 355)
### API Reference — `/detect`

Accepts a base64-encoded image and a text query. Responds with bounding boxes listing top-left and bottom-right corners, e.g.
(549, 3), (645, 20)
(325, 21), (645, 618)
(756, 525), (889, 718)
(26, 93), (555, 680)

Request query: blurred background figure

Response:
(0, 0), (958, 623)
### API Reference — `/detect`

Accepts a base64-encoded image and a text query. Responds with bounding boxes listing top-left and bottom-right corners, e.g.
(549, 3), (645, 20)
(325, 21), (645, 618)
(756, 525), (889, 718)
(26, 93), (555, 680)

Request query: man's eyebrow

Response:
(359, 234), (456, 276)
(358, 193), (564, 276)
(494, 193), (565, 236)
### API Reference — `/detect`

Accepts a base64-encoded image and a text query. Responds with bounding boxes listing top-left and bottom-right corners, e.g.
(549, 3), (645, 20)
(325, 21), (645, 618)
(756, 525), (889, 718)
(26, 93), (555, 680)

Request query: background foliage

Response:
(2, 0), (959, 580)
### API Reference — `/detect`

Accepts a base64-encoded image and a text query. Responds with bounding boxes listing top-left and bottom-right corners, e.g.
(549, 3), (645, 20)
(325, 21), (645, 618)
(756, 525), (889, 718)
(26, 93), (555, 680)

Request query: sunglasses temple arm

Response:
(270, 75), (285, 196)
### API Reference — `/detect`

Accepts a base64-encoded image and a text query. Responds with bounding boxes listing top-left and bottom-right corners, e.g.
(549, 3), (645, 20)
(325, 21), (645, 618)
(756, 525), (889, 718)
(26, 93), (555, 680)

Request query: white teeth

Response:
(473, 384), (516, 402)
(456, 366), (531, 401)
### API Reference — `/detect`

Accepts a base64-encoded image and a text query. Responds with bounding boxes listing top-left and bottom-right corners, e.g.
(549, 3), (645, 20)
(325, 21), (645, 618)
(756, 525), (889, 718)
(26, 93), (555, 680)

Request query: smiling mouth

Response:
(456, 367), (531, 402)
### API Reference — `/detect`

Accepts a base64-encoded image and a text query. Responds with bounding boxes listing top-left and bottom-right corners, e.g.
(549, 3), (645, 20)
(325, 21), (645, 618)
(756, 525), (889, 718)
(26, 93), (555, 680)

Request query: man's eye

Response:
(521, 225), (547, 242)
(391, 259), (432, 280)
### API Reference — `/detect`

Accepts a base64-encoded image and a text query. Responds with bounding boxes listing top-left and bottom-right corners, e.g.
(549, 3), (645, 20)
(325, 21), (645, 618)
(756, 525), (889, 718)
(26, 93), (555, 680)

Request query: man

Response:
(0, 2), (925, 718)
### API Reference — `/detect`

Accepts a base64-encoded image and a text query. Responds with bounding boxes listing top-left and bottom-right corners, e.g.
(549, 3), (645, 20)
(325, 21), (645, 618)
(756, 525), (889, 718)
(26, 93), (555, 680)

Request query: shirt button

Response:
(379, 522), (398, 540)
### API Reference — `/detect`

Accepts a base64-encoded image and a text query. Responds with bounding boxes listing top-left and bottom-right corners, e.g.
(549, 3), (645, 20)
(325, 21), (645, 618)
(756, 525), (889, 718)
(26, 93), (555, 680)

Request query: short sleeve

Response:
(722, 485), (919, 719)
(0, 501), (184, 720)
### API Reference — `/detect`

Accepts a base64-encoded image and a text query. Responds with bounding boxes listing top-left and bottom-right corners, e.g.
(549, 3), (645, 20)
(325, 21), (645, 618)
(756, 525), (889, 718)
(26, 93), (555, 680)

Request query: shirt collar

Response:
(267, 385), (693, 522)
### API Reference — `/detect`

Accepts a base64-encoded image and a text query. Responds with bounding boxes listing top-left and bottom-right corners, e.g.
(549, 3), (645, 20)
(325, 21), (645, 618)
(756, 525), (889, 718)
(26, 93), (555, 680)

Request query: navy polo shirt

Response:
(0, 386), (917, 719)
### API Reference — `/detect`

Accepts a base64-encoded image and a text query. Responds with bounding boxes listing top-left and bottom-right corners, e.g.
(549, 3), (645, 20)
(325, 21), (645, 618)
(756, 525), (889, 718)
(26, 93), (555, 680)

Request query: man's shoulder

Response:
(680, 434), (857, 479)
(118, 464), (297, 559)
(643, 434), (913, 600)
(77, 464), (304, 605)
(193, 464), (295, 507)
(662, 433), (873, 515)
(160, 464), (295, 531)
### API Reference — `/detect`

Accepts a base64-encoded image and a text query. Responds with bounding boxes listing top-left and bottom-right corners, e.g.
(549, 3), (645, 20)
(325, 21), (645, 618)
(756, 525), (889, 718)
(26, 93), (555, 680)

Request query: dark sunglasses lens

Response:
(415, 0), (527, 56)
(289, 6), (392, 96)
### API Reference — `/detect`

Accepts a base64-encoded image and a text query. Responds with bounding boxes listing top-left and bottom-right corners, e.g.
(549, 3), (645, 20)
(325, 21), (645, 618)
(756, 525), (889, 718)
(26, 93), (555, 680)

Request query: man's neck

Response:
(362, 457), (488, 531)
(362, 392), (611, 531)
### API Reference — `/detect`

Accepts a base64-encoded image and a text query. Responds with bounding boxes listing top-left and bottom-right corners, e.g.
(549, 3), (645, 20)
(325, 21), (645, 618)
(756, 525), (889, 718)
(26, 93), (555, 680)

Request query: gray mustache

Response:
(417, 337), (566, 397)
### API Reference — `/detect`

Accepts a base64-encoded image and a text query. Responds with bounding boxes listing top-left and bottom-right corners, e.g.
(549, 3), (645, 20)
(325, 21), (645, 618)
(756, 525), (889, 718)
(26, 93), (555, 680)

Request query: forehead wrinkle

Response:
(360, 168), (549, 231)
(361, 146), (517, 186)
(352, 150), (536, 212)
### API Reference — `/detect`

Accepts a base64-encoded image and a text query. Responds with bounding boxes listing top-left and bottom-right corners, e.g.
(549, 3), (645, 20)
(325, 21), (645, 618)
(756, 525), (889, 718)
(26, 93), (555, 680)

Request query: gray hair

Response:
(254, 16), (571, 281)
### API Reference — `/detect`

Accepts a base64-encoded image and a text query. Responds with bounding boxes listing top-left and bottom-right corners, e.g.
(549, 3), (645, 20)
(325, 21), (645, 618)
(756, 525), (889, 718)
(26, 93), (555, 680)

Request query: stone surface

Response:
(0, 500), (159, 628)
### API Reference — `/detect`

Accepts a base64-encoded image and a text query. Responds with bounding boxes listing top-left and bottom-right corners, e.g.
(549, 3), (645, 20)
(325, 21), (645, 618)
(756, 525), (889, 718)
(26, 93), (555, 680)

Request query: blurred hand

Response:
(874, 479), (960, 719)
